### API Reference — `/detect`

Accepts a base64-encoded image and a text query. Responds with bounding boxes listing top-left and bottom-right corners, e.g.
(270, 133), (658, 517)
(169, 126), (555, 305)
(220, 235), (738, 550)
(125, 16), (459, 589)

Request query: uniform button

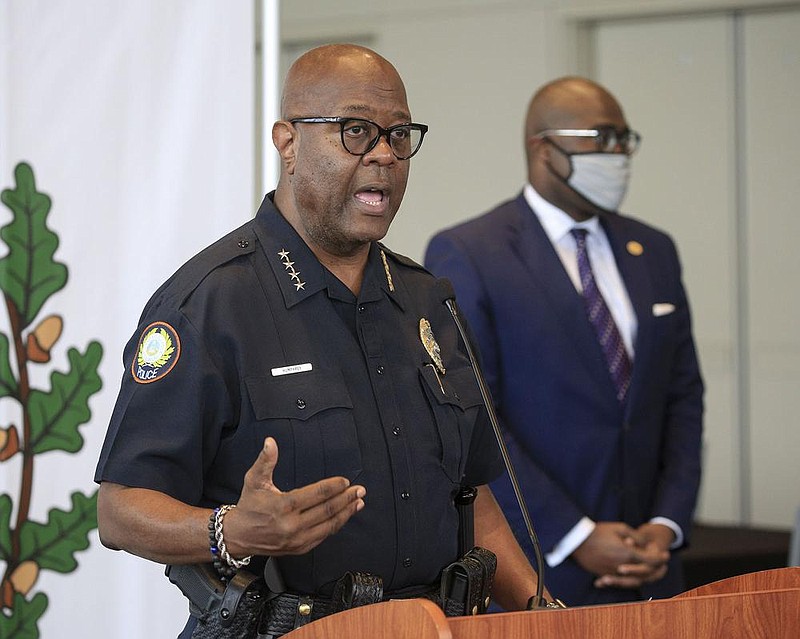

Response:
(296, 398), (306, 409)
(237, 238), (249, 248)
(376, 365), (385, 375)
(358, 304), (366, 313)
(392, 426), (401, 436)
(401, 491), (410, 500)
(403, 558), (412, 568)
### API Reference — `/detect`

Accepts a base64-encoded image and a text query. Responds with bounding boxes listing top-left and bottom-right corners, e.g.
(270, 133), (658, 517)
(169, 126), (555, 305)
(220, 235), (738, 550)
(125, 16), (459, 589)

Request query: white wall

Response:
(280, 0), (800, 530)
(741, 9), (800, 527)
(594, 12), (741, 524)
(593, 5), (800, 529)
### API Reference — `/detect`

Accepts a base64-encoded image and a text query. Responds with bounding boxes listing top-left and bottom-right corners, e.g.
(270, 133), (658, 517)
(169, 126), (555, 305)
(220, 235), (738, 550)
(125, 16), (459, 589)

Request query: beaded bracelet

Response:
(208, 507), (235, 580)
(208, 505), (252, 580)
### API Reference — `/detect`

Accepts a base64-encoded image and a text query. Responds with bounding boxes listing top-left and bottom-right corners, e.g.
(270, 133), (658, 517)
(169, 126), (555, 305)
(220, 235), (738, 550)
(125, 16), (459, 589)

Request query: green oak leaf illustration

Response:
(28, 342), (102, 455)
(0, 163), (102, 632)
(0, 333), (19, 398)
(0, 494), (12, 561)
(18, 491), (97, 572)
(0, 162), (68, 329)
(0, 592), (48, 639)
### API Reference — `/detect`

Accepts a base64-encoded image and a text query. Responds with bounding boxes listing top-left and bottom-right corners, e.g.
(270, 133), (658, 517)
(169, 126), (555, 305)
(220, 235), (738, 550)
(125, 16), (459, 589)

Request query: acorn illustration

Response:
(9, 560), (39, 595)
(26, 314), (63, 363)
(0, 425), (19, 461)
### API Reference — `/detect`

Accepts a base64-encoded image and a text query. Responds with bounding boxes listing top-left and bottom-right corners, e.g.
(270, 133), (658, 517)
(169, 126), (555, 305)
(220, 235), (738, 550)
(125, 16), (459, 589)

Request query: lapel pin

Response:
(626, 241), (644, 256)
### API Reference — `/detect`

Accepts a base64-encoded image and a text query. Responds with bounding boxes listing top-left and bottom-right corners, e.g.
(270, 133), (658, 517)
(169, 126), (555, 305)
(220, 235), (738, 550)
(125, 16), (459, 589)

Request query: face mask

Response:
(567, 153), (631, 212)
(548, 145), (632, 212)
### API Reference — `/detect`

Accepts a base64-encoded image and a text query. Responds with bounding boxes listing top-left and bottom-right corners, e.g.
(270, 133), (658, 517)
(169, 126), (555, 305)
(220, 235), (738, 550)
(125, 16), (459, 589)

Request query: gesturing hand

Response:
(222, 437), (366, 558)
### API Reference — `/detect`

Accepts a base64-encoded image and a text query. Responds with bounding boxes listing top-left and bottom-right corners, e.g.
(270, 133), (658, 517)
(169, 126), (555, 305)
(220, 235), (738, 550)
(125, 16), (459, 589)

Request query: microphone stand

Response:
(444, 298), (548, 610)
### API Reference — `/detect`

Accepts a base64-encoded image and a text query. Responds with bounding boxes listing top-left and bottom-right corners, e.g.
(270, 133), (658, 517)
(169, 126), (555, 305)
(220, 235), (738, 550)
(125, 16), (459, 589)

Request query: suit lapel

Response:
(601, 214), (655, 413)
(512, 195), (618, 391)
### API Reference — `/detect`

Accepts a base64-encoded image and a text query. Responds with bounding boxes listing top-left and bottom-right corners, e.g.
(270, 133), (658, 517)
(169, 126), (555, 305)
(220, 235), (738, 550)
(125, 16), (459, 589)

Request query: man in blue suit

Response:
(424, 77), (704, 606)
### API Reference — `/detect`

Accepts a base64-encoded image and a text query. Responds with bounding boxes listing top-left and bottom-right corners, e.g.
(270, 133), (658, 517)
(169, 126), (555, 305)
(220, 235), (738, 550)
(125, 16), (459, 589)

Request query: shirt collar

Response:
(323, 244), (389, 305)
(523, 182), (600, 243)
(252, 194), (395, 309)
(253, 194), (327, 308)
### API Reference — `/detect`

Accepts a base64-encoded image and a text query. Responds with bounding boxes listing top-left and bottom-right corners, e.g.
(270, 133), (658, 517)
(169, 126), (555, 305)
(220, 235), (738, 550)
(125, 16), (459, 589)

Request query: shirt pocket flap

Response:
(420, 364), (483, 411)
(245, 370), (353, 422)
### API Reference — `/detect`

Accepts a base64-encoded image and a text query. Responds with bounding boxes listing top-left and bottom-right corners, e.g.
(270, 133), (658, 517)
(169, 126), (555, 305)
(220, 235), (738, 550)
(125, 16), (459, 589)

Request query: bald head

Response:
(271, 44), (414, 266)
(281, 44), (407, 120)
(525, 76), (624, 141)
(524, 76), (631, 220)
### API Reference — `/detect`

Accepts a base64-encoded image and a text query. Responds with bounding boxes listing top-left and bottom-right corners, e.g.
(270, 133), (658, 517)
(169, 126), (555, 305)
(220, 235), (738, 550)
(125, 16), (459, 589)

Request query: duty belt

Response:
(259, 547), (496, 638)
(171, 546), (497, 639)
(259, 571), (384, 638)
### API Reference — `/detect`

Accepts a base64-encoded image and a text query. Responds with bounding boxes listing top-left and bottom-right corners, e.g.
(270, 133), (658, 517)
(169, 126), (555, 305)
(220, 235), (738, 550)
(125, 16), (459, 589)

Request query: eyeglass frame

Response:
(289, 116), (429, 160)
(532, 127), (642, 155)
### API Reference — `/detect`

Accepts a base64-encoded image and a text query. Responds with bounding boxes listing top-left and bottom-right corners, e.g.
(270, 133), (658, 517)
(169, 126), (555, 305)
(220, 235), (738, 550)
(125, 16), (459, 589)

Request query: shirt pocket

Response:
(418, 363), (484, 483)
(245, 368), (362, 486)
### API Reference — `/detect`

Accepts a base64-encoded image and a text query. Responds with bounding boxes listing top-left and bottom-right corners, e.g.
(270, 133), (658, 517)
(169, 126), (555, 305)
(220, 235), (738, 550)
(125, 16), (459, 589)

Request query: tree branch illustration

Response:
(1, 163), (103, 637)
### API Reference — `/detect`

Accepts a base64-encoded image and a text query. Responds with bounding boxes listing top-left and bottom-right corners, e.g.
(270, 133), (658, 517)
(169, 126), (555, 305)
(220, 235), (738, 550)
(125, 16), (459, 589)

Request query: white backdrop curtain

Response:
(0, 1), (256, 636)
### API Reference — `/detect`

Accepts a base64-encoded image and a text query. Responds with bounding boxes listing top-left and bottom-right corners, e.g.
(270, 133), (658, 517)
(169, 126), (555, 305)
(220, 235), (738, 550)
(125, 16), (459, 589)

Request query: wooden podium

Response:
(285, 567), (800, 638)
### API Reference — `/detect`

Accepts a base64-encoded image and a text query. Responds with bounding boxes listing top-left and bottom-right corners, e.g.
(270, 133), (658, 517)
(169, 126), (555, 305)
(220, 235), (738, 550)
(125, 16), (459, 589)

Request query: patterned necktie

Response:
(570, 228), (632, 403)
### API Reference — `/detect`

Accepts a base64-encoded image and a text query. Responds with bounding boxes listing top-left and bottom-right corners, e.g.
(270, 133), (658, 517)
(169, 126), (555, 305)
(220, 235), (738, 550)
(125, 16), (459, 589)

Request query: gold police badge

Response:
(132, 321), (181, 384)
(419, 318), (445, 375)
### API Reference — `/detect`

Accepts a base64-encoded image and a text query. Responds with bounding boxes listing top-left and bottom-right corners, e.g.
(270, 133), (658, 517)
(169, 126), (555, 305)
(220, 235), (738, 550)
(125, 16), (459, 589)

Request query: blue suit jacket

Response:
(424, 193), (704, 605)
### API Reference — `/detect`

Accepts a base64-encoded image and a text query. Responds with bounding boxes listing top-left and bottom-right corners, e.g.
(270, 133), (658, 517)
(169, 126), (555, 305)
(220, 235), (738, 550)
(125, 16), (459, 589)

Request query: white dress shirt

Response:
(523, 183), (637, 357)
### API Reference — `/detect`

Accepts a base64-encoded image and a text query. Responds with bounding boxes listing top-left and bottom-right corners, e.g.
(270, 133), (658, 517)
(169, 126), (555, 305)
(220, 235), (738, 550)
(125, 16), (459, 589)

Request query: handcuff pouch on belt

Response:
(331, 571), (384, 612)
(439, 546), (497, 616)
(258, 571), (383, 638)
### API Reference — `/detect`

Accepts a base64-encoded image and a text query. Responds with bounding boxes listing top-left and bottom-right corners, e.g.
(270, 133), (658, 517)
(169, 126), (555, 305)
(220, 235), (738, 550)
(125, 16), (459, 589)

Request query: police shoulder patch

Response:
(132, 321), (181, 384)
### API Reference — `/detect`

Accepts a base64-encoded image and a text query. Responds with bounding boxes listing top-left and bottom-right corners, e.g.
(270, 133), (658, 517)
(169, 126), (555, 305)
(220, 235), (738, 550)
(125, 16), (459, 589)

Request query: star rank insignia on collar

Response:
(278, 249), (305, 290)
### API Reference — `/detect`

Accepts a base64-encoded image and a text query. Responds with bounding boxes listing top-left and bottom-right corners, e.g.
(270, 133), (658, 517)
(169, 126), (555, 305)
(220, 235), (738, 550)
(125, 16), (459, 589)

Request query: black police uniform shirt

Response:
(95, 193), (504, 594)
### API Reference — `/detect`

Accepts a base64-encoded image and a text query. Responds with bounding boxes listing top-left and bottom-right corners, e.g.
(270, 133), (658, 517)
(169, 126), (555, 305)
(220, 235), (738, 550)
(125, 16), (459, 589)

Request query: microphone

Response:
(434, 278), (548, 609)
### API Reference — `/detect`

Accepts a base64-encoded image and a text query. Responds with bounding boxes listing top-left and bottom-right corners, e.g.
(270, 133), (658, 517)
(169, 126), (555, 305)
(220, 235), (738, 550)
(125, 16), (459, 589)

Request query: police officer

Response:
(95, 44), (545, 636)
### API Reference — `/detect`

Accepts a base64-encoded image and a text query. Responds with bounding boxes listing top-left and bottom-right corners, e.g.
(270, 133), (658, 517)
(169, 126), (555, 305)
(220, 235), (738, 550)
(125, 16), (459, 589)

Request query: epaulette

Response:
(146, 221), (257, 312)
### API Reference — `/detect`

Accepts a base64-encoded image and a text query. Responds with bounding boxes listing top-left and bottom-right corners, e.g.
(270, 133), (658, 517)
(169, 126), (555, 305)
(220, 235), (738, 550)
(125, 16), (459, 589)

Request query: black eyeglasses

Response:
(533, 126), (642, 155)
(290, 116), (428, 160)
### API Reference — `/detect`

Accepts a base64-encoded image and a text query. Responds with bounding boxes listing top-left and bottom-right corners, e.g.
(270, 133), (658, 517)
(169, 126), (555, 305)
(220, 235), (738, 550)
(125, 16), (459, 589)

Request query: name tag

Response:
(271, 362), (313, 377)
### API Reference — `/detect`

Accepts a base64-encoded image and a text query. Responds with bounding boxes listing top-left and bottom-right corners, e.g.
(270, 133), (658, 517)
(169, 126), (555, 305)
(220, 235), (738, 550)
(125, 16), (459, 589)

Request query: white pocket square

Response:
(652, 303), (675, 317)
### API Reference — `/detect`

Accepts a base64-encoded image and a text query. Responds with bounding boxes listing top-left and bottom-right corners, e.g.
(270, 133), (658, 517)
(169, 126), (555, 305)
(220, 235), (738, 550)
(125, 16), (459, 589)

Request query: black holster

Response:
(167, 563), (268, 639)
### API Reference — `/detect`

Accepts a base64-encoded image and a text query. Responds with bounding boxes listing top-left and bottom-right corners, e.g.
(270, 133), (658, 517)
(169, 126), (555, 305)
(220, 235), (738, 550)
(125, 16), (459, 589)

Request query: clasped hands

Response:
(573, 521), (674, 589)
